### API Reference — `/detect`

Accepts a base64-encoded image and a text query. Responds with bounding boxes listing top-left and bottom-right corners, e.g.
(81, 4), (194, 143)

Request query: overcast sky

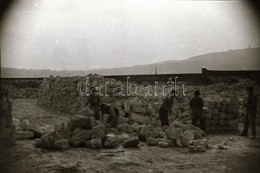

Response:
(1, 0), (260, 70)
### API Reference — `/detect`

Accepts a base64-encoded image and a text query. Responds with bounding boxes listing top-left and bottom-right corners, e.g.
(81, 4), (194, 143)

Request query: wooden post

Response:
(202, 68), (210, 84)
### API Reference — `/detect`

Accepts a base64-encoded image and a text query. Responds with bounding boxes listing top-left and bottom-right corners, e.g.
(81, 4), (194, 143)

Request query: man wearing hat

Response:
(189, 90), (205, 131)
(159, 90), (176, 127)
(240, 86), (258, 138)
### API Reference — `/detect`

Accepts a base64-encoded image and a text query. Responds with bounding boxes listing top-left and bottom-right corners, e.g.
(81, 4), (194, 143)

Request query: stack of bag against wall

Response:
(203, 95), (240, 133)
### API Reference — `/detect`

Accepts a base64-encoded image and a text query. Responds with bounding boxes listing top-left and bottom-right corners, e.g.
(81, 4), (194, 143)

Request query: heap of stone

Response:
(188, 139), (208, 152)
(0, 84), (15, 147)
(36, 114), (134, 149)
(203, 97), (240, 133)
(12, 118), (44, 139)
(36, 113), (207, 151)
(136, 120), (207, 152)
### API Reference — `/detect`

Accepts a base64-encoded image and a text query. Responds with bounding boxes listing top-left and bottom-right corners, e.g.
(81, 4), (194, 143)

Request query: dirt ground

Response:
(2, 99), (260, 173)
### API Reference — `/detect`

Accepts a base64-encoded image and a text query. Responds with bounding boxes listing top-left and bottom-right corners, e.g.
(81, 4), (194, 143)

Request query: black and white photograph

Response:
(1, 0), (260, 172)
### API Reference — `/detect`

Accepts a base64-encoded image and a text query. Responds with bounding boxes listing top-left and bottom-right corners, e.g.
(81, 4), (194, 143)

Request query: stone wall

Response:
(37, 76), (260, 133)
(37, 74), (108, 114)
(37, 76), (85, 114)
(1, 79), (40, 99)
(8, 85), (39, 99)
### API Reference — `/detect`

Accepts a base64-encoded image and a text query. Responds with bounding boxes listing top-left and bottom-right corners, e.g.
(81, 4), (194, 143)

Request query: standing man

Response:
(190, 90), (205, 131)
(89, 86), (103, 120)
(159, 90), (176, 127)
(240, 86), (258, 138)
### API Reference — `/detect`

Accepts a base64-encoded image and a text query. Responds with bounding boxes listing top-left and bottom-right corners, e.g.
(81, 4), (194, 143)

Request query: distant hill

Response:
(1, 68), (88, 78)
(1, 47), (260, 78)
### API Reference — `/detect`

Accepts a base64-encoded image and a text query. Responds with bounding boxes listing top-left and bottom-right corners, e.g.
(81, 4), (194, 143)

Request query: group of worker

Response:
(88, 85), (258, 139)
(159, 89), (205, 130)
(89, 86), (120, 129)
(159, 87), (258, 139)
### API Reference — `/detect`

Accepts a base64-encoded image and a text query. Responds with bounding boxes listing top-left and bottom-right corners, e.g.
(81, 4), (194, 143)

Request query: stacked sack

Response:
(0, 84), (16, 147)
(204, 96), (240, 133)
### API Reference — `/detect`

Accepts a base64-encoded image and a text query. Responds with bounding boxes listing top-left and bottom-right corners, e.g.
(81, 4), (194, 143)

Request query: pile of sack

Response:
(203, 97), (240, 133)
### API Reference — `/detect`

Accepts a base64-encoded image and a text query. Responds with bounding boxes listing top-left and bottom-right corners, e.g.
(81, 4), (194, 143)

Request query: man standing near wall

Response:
(240, 86), (258, 138)
(190, 90), (205, 131)
(89, 86), (103, 120)
(159, 90), (176, 127)
(99, 103), (120, 129)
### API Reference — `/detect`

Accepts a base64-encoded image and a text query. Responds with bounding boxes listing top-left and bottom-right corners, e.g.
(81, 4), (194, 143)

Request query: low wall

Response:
(203, 68), (260, 81)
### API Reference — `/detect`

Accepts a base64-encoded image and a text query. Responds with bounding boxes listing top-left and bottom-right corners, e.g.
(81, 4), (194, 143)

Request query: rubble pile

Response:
(12, 118), (44, 139)
(34, 113), (208, 152)
(189, 139), (208, 152)
(0, 85), (16, 147)
(203, 97), (240, 133)
(139, 120), (207, 151)
(36, 114), (135, 149)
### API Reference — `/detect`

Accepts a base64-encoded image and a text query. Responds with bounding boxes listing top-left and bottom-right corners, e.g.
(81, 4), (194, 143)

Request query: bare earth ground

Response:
(4, 99), (260, 173)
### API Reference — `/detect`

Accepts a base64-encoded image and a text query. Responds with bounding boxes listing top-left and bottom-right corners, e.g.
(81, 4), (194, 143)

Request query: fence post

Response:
(202, 68), (210, 84)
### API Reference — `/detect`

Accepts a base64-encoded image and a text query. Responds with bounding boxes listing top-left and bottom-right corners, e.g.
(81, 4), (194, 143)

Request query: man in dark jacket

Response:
(190, 90), (205, 131)
(240, 86), (258, 138)
(99, 103), (120, 128)
(159, 90), (176, 127)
